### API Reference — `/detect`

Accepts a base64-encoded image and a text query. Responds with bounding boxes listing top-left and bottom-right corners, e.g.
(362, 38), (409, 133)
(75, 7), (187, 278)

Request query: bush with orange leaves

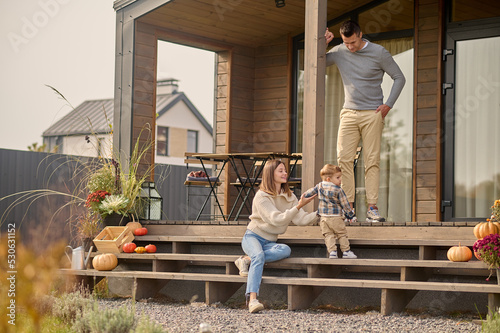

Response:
(0, 235), (66, 333)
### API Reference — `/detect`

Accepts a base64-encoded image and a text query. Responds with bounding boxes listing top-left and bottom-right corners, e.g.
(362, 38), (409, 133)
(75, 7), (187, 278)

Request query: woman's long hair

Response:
(259, 159), (292, 197)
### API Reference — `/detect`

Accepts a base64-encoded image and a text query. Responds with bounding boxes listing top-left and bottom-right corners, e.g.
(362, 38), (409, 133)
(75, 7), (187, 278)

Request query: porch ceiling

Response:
(137, 0), (378, 48)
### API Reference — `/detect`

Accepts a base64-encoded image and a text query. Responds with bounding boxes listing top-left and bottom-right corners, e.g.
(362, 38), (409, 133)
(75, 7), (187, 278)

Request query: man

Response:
(325, 20), (405, 222)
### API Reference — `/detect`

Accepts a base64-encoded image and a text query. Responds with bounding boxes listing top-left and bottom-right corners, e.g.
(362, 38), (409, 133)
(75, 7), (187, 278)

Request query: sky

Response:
(0, 0), (215, 151)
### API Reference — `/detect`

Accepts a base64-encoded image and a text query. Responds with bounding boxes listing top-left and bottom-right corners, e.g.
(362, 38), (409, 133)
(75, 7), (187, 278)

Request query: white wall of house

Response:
(155, 99), (213, 166)
(45, 96), (212, 165)
(63, 134), (113, 158)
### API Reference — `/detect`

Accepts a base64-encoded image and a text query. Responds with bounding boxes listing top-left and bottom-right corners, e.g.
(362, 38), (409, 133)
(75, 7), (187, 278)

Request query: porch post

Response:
(113, 8), (135, 164)
(302, 0), (327, 209)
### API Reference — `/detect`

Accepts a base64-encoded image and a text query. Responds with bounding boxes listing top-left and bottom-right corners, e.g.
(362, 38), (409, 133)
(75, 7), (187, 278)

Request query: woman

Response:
(234, 159), (318, 313)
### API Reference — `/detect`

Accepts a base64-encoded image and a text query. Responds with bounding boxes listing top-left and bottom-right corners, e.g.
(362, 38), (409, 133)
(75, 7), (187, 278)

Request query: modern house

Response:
(51, 0), (500, 313)
(109, 0), (500, 223)
(42, 79), (213, 166)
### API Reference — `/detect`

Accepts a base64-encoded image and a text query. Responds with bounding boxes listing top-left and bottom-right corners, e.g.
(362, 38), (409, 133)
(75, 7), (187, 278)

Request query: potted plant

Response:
(472, 199), (500, 282)
(83, 137), (153, 226)
(488, 199), (500, 222)
(74, 211), (102, 251)
(473, 233), (500, 283)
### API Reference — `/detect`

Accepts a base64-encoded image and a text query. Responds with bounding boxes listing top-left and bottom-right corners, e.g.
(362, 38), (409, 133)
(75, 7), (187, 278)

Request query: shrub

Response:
(72, 303), (136, 333)
(132, 314), (167, 333)
(482, 308), (500, 333)
(52, 289), (93, 324)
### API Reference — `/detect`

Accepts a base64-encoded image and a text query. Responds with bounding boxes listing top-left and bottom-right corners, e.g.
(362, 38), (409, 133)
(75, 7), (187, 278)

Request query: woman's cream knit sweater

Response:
(247, 190), (318, 242)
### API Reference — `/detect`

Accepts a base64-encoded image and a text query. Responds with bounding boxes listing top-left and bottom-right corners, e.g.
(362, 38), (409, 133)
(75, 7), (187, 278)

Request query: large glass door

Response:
(443, 21), (500, 220)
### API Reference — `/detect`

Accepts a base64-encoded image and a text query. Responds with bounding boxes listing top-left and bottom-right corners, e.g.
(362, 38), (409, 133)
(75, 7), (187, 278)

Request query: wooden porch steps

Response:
(135, 224), (477, 260)
(62, 224), (493, 315)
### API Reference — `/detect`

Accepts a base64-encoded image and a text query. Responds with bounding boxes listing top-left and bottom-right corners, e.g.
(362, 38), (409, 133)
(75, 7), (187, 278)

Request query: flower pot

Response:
(497, 268), (500, 286)
(82, 237), (94, 252)
(102, 213), (130, 226)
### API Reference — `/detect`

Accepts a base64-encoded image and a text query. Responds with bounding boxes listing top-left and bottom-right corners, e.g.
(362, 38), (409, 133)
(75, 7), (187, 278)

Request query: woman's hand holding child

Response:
(297, 192), (317, 210)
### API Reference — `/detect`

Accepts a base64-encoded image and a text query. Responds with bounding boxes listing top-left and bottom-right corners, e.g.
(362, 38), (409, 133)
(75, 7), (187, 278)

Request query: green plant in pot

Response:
(84, 136), (153, 226)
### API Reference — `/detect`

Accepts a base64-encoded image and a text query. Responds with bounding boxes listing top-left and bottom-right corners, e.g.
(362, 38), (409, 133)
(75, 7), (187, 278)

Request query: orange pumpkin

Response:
(134, 246), (146, 254)
(92, 253), (118, 271)
(473, 221), (500, 239)
(447, 243), (472, 262)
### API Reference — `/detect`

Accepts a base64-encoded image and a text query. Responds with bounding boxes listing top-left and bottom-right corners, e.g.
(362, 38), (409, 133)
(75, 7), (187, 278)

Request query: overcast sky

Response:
(0, 0), (215, 151)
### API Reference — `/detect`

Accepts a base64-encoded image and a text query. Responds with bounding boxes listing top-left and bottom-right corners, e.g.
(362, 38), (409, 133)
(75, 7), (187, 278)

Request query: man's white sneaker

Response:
(329, 251), (338, 259)
(366, 206), (386, 222)
(248, 299), (264, 313)
(342, 250), (357, 259)
(234, 256), (250, 276)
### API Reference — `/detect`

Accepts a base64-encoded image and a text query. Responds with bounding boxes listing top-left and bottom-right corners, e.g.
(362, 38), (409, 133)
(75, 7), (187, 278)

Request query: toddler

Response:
(304, 164), (357, 259)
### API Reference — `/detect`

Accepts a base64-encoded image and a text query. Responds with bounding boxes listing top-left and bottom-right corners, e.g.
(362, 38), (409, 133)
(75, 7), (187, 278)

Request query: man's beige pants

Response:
(320, 216), (350, 253)
(337, 109), (384, 205)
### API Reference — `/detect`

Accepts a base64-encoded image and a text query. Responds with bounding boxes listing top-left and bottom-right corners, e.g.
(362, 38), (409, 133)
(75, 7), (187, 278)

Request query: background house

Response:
(42, 79), (213, 166)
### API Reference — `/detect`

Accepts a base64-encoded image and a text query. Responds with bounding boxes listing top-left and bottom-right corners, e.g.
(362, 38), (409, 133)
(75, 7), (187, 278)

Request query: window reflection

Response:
(453, 36), (500, 218)
(296, 37), (414, 222)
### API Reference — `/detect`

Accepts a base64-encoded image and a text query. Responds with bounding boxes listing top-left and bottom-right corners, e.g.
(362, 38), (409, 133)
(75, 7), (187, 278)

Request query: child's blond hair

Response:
(320, 164), (342, 181)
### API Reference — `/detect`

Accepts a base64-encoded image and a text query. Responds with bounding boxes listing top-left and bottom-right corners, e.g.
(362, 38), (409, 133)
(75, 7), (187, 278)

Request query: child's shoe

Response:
(366, 206), (386, 222)
(345, 215), (358, 224)
(329, 251), (338, 259)
(342, 250), (357, 259)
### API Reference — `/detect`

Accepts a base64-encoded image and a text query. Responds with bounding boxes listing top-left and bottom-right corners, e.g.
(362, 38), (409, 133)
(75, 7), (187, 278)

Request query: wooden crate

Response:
(93, 227), (134, 253)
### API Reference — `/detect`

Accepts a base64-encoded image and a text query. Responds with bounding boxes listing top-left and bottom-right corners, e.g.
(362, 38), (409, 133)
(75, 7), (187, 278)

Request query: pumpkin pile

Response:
(445, 221), (500, 262)
(91, 222), (157, 271)
(472, 221), (500, 260)
(123, 242), (157, 253)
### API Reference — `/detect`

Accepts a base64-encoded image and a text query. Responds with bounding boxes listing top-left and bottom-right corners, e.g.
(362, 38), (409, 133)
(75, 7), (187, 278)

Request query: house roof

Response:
(43, 92), (212, 137)
(112, 0), (414, 49)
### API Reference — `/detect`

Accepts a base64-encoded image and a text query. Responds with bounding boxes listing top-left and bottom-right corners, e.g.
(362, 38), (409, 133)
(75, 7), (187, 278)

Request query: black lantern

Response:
(275, 0), (285, 8)
(139, 182), (163, 220)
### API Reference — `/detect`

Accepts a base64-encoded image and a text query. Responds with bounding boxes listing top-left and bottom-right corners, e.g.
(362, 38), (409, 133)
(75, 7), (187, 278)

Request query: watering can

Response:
(65, 245), (93, 270)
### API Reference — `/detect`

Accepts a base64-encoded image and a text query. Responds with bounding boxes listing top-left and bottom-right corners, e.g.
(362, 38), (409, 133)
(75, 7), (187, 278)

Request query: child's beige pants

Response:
(320, 216), (350, 253)
(337, 109), (385, 205)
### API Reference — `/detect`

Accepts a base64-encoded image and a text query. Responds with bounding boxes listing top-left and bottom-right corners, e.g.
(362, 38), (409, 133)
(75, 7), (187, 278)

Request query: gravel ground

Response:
(98, 299), (481, 333)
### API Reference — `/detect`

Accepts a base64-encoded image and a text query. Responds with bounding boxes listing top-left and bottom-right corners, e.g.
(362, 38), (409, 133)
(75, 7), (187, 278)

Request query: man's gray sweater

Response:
(326, 40), (406, 110)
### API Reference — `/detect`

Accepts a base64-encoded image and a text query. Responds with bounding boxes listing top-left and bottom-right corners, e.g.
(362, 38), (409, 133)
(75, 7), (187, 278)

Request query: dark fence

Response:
(0, 149), (208, 250)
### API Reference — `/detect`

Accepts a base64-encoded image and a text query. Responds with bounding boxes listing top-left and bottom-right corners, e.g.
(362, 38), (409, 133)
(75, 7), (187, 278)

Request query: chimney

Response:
(157, 78), (179, 95)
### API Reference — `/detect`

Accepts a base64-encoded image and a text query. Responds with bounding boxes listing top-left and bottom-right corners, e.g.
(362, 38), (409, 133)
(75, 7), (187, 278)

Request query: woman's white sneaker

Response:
(248, 299), (264, 313)
(234, 256), (250, 276)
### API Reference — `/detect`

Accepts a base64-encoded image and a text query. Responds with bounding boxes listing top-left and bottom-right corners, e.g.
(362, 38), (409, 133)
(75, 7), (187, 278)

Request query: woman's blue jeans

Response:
(241, 230), (291, 296)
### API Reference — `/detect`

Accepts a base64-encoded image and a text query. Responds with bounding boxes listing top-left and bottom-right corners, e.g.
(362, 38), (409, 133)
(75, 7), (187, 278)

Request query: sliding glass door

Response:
(442, 20), (500, 220)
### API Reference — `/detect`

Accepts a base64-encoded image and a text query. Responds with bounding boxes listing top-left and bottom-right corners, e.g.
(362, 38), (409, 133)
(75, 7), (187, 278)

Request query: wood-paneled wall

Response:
(215, 37), (291, 215)
(413, 0), (443, 222)
(253, 37), (290, 153)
